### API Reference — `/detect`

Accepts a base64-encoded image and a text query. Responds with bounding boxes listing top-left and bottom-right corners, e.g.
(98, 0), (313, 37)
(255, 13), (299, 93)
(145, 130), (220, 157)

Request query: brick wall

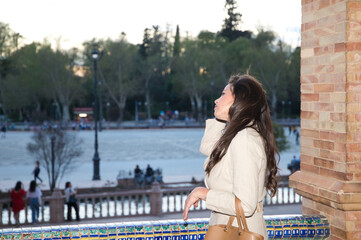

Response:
(290, 0), (361, 239)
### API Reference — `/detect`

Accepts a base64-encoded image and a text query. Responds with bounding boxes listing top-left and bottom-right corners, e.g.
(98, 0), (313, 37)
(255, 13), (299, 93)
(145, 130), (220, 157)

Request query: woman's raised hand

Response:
(182, 187), (209, 220)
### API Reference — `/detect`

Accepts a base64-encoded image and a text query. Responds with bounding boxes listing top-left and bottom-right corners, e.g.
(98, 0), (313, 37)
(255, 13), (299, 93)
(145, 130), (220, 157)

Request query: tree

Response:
(136, 26), (170, 119)
(38, 43), (84, 123)
(219, 0), (251, 41)
(273, 122), (289, 152)
(222, 37), (252, 78)
(0, 22), (21, 118)
(98, 34), (138, 124)
(1, 43), (51, 121)
(285, 47), (301, 117)
(246, 30), (290, 117)
(27, 129), (83, 192)
(173, 25), (181, 58)
(172, 31), (223, 121)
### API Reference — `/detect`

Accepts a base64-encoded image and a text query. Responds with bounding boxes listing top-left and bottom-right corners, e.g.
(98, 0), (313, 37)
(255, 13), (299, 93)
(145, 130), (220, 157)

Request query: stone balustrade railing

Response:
(0, 215), (330, 239)
(1, 178), (301, 227)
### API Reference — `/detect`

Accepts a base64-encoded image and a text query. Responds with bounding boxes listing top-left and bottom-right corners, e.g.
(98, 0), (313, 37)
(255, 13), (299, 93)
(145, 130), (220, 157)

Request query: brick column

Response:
(289, 0), (361, 239)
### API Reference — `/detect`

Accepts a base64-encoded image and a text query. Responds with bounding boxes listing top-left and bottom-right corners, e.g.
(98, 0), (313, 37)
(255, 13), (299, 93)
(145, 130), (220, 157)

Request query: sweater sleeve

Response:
(205, 131), (262, 217)
(199, 119), (226, 157)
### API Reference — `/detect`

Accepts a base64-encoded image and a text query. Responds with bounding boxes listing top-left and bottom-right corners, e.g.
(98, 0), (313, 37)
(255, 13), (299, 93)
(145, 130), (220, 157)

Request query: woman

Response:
(10, 181), (26, 225)
(65, 182), (80, 221)
(26, 180), (42, 223)
(183, 74), (279, 239)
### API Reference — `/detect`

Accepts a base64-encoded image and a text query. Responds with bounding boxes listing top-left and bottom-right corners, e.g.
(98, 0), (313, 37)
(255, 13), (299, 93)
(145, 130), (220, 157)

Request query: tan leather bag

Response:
(205, 197), (264, 240)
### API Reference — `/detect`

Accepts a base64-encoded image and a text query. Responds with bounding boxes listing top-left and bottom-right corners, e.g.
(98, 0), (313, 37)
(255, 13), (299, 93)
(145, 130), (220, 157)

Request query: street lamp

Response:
(135, 101), (141, 123)
(92, 46), (101, 180)
(288, 101), (292, 118)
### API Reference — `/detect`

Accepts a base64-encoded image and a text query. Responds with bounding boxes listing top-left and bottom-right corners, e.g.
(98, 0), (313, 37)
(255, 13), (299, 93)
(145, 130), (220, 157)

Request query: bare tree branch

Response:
(27, 129), (83, 191)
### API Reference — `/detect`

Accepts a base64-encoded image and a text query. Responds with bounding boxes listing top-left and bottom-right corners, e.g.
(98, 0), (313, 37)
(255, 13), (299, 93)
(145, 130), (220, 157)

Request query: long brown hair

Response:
(205, 74), (279, 197)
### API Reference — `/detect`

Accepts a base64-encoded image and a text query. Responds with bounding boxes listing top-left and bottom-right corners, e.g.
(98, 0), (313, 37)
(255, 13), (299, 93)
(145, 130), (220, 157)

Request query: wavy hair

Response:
(205, 74), (279, 197)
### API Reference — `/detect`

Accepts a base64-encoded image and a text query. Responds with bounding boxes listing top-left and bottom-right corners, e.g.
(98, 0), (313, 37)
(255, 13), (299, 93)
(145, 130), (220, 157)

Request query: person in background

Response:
(26, 180), (42, 224)
(145, 164), (154, 178)
(134, 165), (144, 188)
(64, 182), (80, 221)
(295, 131), (300, 145)
(32, 161), (43, 183)
(145, 164), (154, 185)
(10, 181), (26, 226)
(134, 165), (142, 176)
(1, 124), (6, 138)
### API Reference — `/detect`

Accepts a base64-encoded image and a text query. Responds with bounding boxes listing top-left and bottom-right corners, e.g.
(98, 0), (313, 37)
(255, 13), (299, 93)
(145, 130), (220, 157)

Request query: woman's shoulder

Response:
(231, 127), (265, 154)
(233, 127), (262, 142)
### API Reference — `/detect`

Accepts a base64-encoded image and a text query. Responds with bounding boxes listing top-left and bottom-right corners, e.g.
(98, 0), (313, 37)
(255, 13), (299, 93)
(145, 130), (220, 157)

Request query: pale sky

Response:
(1, 0), (301, 50)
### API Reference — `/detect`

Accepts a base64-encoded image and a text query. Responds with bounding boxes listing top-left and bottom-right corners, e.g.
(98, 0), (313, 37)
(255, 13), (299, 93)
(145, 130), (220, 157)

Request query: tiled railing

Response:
(1, 177), (300, 226)
(0, 215), (330, 239)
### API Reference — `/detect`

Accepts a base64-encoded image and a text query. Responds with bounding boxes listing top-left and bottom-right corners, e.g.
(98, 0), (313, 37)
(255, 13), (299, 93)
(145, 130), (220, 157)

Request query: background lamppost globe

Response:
(92, 46), (101, 180)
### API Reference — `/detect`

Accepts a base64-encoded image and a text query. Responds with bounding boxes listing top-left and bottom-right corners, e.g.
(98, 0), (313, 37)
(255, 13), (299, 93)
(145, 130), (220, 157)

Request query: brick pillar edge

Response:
(289, 1), (361, 239)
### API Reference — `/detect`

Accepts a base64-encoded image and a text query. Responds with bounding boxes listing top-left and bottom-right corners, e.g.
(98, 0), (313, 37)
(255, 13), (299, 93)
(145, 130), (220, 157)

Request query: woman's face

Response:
(214, 84), (235, 121)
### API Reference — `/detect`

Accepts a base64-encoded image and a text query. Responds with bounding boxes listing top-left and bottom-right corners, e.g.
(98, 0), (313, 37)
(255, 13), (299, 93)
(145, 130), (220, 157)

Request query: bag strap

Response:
(235, 197), (249, 232)
(224, 216), (235, 231)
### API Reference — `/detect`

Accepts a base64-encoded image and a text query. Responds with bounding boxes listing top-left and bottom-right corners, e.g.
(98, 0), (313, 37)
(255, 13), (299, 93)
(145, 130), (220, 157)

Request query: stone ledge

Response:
(290, 171), (361, 210)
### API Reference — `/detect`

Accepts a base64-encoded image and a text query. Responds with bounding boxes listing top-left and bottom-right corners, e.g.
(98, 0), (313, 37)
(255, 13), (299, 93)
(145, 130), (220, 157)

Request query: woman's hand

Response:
(183, 187), (209, 220)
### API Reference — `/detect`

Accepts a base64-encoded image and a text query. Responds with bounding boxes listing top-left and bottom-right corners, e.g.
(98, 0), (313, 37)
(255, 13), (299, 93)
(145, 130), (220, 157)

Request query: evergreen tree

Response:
(139, 28), (151, 59)
(220, 0), (251, 41)
(173, 25), (181, 57)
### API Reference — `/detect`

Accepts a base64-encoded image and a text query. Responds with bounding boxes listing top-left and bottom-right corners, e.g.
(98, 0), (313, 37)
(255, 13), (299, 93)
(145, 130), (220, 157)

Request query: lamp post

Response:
(92, 46), (101, 180)
(50, 135), (56, 191)
(135, 101), (139, 123)
(98, 80), (103, 132)
(288, 101), (292, 118)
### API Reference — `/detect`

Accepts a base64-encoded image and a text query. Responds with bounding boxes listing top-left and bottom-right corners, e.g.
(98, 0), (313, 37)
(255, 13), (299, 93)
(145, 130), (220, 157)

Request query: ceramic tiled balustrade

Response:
(0, 215), (330, 239)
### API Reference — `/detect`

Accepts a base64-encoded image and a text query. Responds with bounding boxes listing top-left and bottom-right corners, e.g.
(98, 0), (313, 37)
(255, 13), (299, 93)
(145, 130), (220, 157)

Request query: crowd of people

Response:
(8, 162), (80, 226)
